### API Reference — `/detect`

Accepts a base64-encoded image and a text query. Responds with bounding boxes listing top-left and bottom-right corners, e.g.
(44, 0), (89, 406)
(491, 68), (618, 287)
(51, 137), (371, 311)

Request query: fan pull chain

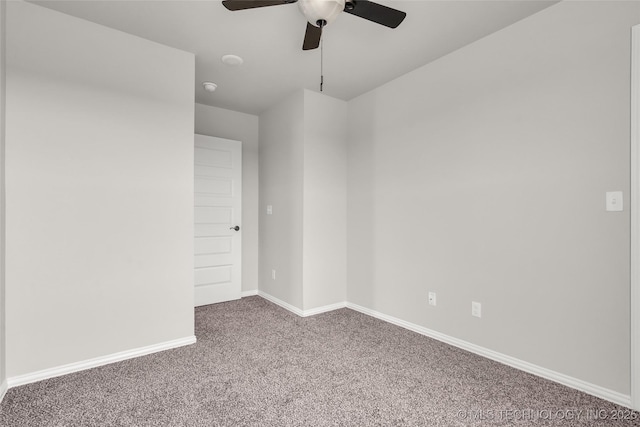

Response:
(320, 37), (324, 92)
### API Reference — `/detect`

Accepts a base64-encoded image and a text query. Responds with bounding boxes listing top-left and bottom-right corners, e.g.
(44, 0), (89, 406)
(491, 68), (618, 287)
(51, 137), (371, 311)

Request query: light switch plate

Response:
(472, 301), (482, 318)
(267, 205), (273, 215)
(606, 191), (623, 212)
(428, 292), (436, 306)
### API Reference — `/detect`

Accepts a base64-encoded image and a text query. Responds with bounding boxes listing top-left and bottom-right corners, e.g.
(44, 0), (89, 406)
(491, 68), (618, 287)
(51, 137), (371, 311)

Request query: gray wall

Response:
(6, 1), (195, 377)
(302, 91), (347, 310)
(347, 0), (640, 395)
(259, 90), (347, 311)
(259, 91), (305, 308)
(195, 103), (259, 294)
(0, 0), (6, 395)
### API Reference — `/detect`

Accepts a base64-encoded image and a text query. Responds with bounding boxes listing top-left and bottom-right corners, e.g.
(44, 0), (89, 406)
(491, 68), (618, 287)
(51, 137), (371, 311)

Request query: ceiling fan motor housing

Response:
(298, 0), (346, 27)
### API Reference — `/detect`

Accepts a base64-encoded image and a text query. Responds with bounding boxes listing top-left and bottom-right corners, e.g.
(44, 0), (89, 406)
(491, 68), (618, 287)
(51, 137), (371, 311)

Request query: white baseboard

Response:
(6, 295), (630, 409)
(241, 290), (259, 298)
(258, 291), (305, 316)
(7, 335), (196, 388)
(0, 379), (7, 403)
(346, 302), (631, 408)
(303, 301), (347, 317)
(255, 293), (630, 406)
(258, 291), (346, 317)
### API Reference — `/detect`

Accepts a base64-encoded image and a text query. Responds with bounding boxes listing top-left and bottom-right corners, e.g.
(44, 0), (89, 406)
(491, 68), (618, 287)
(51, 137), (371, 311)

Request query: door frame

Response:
(630, 24), (639, 411)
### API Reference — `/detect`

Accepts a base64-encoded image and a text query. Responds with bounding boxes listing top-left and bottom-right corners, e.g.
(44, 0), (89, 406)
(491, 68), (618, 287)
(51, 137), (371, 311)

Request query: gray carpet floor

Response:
(1, 296), (639, 426)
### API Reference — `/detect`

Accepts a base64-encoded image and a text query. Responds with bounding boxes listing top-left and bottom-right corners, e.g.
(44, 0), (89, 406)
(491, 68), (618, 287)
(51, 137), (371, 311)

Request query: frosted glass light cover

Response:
(298, 0), (346, 26)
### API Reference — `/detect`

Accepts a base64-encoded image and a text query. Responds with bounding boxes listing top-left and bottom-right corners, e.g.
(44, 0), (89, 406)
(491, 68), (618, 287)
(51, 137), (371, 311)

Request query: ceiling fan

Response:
(222, 0), (407, 50)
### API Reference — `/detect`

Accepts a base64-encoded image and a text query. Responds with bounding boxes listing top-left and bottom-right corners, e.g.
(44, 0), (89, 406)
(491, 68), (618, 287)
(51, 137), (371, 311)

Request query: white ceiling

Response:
(30, 0), (557, 115)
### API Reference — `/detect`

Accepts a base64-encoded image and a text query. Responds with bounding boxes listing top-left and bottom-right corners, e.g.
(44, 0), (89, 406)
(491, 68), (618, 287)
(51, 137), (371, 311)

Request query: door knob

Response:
(230, 226), (240, 231)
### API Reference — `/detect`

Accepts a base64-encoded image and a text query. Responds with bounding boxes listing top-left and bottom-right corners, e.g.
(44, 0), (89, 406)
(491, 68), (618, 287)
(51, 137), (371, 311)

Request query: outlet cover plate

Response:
(606, 191), (623, 212)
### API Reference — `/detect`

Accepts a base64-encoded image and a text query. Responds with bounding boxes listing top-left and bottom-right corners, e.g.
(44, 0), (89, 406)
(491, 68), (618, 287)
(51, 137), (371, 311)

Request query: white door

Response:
(194, 134), (242, 307)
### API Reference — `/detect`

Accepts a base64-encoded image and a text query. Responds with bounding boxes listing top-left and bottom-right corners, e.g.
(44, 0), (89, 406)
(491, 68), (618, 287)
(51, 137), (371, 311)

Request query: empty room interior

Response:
(1, 0), (640, 425)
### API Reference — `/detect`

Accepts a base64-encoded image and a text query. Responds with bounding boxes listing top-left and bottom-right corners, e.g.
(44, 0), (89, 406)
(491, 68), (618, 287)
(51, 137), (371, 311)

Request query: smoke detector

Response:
(221, 54), (244, 66)
(202, 82), (218, 93)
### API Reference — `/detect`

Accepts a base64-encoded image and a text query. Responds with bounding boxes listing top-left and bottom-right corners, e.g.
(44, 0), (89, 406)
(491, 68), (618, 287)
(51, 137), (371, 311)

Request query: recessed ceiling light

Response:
(221, 54), (244, 66)
(203, 82), (218, 92)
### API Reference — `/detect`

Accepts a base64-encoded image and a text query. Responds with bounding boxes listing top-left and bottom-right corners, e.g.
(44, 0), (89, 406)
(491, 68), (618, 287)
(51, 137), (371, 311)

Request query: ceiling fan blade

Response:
(302, 22), (322, 50)
(344, 0), (406, 28)
(222, 0), (296, 11)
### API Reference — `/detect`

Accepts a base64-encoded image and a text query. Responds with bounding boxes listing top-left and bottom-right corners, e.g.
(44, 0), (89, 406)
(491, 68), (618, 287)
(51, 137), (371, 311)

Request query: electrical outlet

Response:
(472, 301), (482, 318)
(267, 205), (273, 215)
(606, 192), (623, 212)
(271, 269), (276, 280)
(428, 292), (436, 306)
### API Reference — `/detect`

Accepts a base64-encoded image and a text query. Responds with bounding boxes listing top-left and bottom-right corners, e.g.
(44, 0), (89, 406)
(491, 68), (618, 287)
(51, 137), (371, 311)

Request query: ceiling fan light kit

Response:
(297, 0), (345, 27)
